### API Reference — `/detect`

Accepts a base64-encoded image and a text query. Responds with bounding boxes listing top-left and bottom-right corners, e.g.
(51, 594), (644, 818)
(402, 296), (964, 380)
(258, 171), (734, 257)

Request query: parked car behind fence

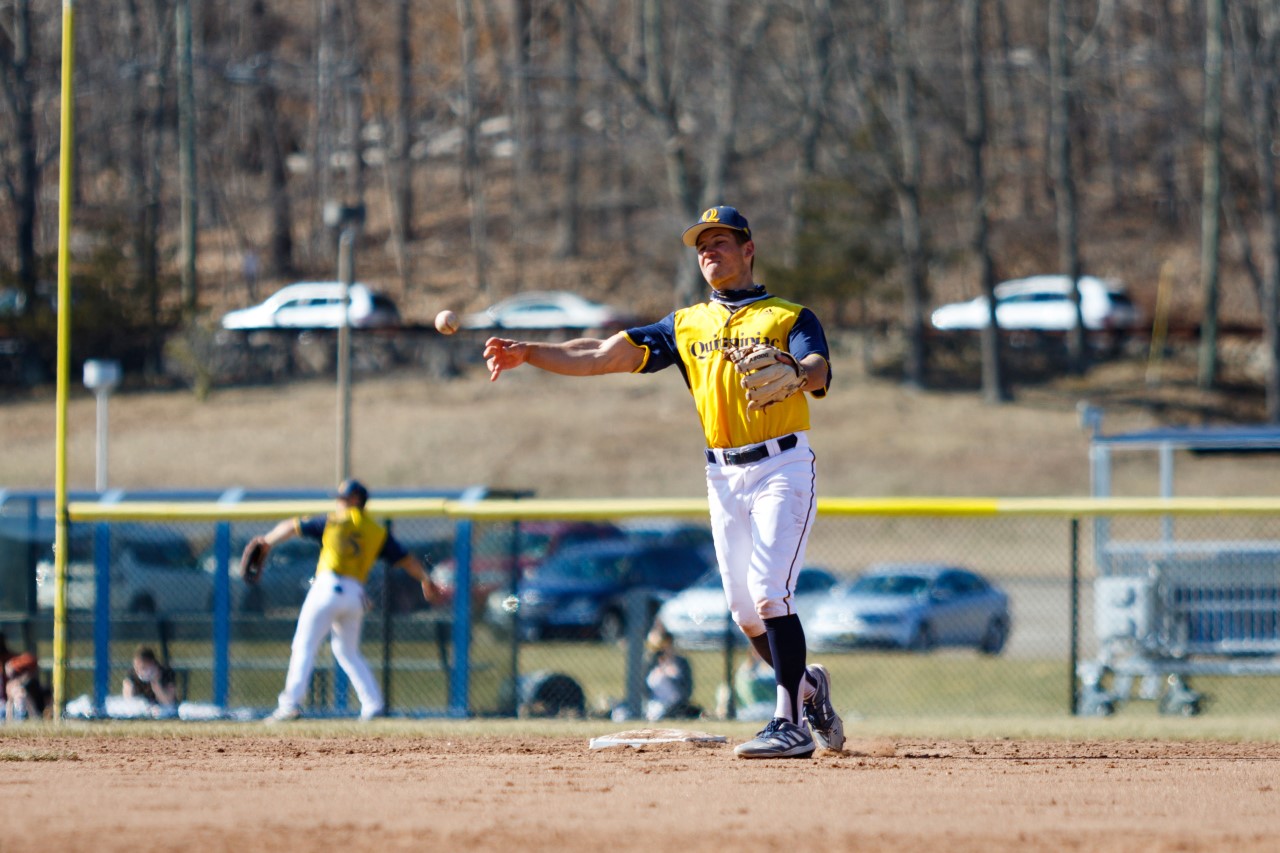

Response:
(461, 291), (633, 332)
(36, 525), (209, 615)
(220, 282), (401, 331)
(432, 520), (626, 618)
(485, 539), (713, 642)
(807, 563), (1011, 654)
(657, 566), (839, 650)
(930, 275), (1143, 334)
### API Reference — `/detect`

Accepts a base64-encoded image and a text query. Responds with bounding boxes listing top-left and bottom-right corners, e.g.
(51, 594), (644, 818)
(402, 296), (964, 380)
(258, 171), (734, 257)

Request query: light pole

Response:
(82, 359), (121, 492)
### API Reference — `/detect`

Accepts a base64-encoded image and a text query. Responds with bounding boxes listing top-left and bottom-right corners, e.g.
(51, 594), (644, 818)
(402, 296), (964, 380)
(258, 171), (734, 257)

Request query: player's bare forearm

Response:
(397, 555), (443, 605)
(798, 354), (829, 394)
(262, 519), (297, 547)
(484, 332), (642, 381)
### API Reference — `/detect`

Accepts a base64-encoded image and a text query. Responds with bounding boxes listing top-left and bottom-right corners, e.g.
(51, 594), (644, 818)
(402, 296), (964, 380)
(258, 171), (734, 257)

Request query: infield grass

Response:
(6, 713), (1280, 745)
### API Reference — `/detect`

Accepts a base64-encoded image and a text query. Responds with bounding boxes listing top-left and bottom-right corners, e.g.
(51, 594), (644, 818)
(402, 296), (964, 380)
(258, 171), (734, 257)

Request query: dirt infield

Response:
(3, 731), (1279, 852)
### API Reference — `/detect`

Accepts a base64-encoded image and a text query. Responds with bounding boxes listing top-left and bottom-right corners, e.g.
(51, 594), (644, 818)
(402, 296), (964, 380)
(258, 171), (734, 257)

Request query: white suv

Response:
(930, 275), (1143, 332)
(220, 282), (401, 330)
(36, 527), (211, 614)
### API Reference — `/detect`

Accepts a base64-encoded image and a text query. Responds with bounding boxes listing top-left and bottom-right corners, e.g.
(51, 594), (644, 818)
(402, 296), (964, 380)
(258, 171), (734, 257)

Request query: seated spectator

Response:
(122, 646), (179, 716)
(641, 621), (701, 722)
(5, 651), (50, 722)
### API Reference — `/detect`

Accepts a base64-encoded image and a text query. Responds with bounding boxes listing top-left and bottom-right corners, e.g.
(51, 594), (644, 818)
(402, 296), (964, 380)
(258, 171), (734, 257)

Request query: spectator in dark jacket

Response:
(642, 621), (701, 721)
(122, 646), (179, 714)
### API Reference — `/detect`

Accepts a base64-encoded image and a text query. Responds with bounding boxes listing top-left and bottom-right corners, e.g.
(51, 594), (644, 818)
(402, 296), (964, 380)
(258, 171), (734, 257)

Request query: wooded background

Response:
(2, 1), (1279, 407)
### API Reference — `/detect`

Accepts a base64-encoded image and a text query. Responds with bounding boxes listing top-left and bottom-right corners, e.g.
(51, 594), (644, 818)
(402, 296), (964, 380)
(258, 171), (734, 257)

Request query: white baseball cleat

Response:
(734, 717), (815, 759)
(265, 707), (301, 724)
(803, 663), (845, 752)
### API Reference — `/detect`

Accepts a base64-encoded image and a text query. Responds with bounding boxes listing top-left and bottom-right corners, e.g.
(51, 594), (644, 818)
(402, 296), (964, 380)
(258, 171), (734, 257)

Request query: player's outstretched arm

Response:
(262, 518), (298, 547)
(484, 331), (643, 381)
(395, 554), (443, 606)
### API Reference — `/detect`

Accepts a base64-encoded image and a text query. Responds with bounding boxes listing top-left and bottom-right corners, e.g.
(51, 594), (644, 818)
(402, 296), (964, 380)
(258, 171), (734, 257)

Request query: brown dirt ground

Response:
(3, 732), (1280, 852)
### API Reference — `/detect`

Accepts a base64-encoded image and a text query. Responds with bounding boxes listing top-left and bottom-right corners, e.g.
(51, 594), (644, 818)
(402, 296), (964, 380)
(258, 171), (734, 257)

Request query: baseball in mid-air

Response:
(434, 309), (459, 335)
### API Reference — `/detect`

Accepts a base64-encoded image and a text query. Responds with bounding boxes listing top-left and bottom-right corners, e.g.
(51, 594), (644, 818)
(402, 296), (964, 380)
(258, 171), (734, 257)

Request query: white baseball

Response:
(435, 309), (459, 335)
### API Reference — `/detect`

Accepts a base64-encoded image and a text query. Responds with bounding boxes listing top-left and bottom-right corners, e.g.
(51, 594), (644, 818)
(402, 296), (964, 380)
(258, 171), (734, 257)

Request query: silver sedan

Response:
(807, 563), (1011, 654)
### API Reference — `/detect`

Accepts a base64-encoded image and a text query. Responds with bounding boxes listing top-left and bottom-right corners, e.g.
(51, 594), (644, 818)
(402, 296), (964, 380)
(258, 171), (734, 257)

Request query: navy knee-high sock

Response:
(764, 613), (807, 725)
(748, 633), (773, 668)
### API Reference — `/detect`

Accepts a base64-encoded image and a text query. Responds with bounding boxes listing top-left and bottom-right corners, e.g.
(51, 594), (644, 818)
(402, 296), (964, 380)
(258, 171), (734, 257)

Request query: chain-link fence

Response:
(5, 492), (1280, 721)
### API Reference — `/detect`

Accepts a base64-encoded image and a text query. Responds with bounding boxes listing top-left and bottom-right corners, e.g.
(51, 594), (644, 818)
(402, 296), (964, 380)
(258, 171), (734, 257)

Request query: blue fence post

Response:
(449, 517), (473, 718)
(93, 522), (111, 711)
(25, 496), (39, 612)
(213, 522), (231, 708)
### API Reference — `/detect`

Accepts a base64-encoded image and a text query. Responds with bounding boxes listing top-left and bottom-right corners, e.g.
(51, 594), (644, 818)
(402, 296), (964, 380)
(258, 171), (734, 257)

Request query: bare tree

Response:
(886, 0), (930, 389)
(509, 0), (533, 283)
(119, 0), (162, 321)
(249, 0), (295, 278)
(314, 0), (337, 261)
(963, 0), (1009, 402)
(340, 0), (366, 214)
(576, 0), (701, 305)
(457, 0), (490, 295)
(10, 0), (1280, 406)
(177, 0), (198, 317)
(699, 3), (770, 206)
(781, 0), (836, 266)
(992, 0), (1035, 217)
(1198, 0), (1225, 389)
(1244, 3), (1280, 421)
(1049, 0), (1087, 372)
(553, 0), (583, 259)
(1225, 2), (1268, 314)
(0, 0), (38, 297)
(392, 0), (415, 263)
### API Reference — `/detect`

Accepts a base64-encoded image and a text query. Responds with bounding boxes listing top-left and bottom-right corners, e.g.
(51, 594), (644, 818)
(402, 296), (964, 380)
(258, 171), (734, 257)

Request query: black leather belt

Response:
(706, 433), (798, 466)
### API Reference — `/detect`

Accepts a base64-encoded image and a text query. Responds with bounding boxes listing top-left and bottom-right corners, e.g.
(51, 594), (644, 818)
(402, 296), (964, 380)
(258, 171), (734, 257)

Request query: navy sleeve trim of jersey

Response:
(380, 534), (408, 566)
(788, 307), (832, 396)
(297, 515), (327, 540)
(622, 331), (651, 373)
(625, 314), (689, 386)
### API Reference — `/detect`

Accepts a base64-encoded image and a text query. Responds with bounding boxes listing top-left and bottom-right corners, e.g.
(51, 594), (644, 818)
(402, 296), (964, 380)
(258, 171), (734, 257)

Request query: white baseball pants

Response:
(706, 431), (817, 640)
(276, 574), (383, 719)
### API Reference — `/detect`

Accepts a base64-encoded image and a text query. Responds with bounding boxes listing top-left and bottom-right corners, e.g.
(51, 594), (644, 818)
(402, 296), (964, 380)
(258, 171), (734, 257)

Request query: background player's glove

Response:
(725, 343), (807, 412)
(240, 537), (269, 584)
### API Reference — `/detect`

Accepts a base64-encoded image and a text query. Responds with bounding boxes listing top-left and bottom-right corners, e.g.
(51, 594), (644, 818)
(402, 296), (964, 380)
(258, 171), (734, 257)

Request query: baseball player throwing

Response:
(484, 205), (844, 758)
(245, 479), (441, 722)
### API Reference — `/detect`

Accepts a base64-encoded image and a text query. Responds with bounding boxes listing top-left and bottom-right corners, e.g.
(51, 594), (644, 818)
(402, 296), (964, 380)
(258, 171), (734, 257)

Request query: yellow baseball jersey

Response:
(296, 507), (404, 584)
(624, 293), (831, 449)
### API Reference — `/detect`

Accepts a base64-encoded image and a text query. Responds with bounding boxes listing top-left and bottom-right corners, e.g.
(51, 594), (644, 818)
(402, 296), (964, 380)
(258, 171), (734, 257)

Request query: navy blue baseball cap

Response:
(682, 205), (751, 247)
(336, 478), (369, 505)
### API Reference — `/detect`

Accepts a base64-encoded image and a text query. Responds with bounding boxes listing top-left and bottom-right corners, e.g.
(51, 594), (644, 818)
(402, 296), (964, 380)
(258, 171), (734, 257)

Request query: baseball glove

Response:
(724, 343), (807, 412)
(240, 537), (269, 584)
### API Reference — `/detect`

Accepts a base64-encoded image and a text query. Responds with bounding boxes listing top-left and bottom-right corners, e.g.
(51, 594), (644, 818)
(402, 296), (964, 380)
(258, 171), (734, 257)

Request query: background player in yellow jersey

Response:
(484, 205), (844, 758)
(251, 479), (440, 722)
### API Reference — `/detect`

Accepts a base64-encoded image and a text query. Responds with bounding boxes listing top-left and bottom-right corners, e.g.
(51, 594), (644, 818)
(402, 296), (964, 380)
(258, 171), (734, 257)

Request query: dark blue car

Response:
(484, 539), (712, 641)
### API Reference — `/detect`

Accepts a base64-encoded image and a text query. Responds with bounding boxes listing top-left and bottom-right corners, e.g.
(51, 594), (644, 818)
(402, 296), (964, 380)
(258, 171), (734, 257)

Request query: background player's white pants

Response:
(277, 575), (383, 719)
(706, 432), (817, 639)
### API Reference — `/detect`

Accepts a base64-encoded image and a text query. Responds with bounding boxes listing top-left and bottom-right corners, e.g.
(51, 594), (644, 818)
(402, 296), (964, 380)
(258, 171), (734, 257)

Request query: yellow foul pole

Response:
(52, 0), (77, 721)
